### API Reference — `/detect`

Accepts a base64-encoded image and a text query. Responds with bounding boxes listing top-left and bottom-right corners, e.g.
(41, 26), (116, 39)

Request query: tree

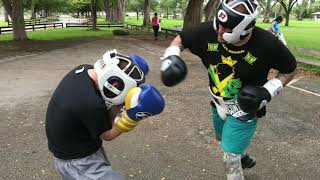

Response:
(159, 0), (175, 19)
(143, 0), (150, 26)
(2, 0), (27, 40)
(30, 0), (37, 19)
(127, 0), (144, 20)
(257, 0), (278, 23)
(91, 0), (97, 30)
(277, 0), (298, 26)
(295, 0), (310, 20)
(204, 0), (218, 21)
(4, 6), (9, 22)
(103, 0), (125, 23)
(183, 0), (204, 29)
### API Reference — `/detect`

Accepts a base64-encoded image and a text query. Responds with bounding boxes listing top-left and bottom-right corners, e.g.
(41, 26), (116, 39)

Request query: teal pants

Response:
(211, 106), (257, 154)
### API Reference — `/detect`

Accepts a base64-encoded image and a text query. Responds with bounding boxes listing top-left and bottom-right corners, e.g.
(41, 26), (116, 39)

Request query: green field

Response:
(0, 21), (8, 27)
(1, 17), (320, 61)
(0, 28), (113, 41)
(123, 17), (320, 61)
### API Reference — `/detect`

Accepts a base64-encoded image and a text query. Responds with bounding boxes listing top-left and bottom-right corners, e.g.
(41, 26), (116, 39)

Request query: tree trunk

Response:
(143, 0), (150, 26)
(4, 7), (9, 22)
(278, 4), (282, 15)
(183, 0), (204, 29)
(103, 0), (109, 20)
(263, 0), (272, 23)
(12, 0), (27, 40)
(284, 11), (289, 26)
(136, 12), (139, 20)
(204, 0), (218, 22)
(166, 8), (169, 19)
(31, 0), (36, 19)
(115, 0), (125, 23)
(2, 0), (12, 17)
(91, 0), (97, 30)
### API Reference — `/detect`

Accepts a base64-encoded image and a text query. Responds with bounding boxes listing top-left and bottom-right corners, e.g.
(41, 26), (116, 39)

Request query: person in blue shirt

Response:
(270, 16), (283, 33)
(268, 16), (287, 45)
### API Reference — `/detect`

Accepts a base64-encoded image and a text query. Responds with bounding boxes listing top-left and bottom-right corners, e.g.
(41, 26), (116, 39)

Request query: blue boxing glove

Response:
(115, 84), (165, 132)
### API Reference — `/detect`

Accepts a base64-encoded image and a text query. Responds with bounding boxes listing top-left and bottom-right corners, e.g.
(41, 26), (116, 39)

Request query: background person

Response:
(46, 49), (165, 180)
(160, 0), (296, 179)
(268, 15), (287, 45)
(152, 13), (160, 40)
(269, 15), (283, 34)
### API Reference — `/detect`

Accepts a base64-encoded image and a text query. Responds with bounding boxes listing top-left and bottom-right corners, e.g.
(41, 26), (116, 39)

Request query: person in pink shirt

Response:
(152, 13), (160, 40)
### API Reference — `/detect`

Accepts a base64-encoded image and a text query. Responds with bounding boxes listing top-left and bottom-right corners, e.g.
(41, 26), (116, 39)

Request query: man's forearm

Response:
(100, 126), (122, 141)
(275, 69), (297, 86)
(170, 35), (184, 50)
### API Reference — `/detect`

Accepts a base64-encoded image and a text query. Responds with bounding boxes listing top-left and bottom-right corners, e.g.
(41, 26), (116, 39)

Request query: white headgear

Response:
(214, 0), (259, 44)
(94, 49), (145, 108)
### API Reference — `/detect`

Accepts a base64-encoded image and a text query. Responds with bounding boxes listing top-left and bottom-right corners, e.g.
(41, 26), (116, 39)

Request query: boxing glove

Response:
(115, 84), (165, 132)
(160, 46), (187, 87)
(238, 78), (283, 114)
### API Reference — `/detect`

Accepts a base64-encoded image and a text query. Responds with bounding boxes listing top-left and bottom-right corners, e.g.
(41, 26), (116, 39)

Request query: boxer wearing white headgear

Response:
(94, 49), (148, 108)
(46, 49), (164, 180)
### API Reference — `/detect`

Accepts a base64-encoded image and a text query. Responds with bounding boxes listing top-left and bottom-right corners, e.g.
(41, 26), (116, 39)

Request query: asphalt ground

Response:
(0, 36), (319, 180)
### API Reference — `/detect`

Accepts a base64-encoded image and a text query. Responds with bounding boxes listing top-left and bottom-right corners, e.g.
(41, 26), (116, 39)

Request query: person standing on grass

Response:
(268, 16), (287, 45)
(160, 0), (296, 179)
(152, 13), (160, 40)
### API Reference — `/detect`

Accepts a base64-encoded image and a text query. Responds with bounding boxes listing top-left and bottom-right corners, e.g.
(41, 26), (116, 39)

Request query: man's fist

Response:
(160, 55), (187, 87)
(238, 85), (271, 114)
(115, 84), (165, 132)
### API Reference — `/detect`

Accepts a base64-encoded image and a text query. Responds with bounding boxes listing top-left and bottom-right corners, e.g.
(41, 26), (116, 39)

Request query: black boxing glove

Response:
(160, 46), (187, 87)
(238, 78), (283, 114)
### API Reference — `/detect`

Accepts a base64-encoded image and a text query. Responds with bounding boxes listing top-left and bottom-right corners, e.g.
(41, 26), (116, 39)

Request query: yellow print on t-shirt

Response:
(208, 55), (242, 98)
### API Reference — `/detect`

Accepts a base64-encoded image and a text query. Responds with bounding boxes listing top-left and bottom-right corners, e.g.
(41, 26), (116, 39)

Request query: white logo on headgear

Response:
(218, 10), (228, 22)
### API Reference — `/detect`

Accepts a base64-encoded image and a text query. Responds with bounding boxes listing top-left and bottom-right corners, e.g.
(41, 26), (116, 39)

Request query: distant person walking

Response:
(269, 16), (283, 34)
(268, 16), (287, 45)
(152, 13), (160, 40)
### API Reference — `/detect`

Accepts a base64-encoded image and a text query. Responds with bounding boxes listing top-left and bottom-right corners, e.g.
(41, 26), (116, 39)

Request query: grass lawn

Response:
(124, 17), (320, 60)
(0, 27), (113, 41)
(1, 17), (320, 61)
(0, 21), (9, 27)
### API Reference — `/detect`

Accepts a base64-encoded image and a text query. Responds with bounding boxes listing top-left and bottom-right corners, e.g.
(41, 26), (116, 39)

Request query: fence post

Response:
(44, 24), (46, 29)
(0, 27), (1, 35)
(54, 23), (56, 29)
(32, 25), (35, 31)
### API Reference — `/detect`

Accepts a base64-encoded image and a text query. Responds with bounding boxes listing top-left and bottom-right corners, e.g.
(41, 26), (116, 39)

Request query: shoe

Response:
(241, 154), (256, 169)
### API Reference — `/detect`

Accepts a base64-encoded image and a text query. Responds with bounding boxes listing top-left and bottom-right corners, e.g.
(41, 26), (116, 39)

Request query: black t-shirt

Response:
(45, 64), (113, 160)
(179, 21), (296, 99)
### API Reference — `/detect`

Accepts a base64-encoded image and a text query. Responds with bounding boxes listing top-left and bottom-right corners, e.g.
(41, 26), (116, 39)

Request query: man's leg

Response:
(221, 116), (257, 180)
(211, 104), (225, 141)
(54, 147), (123, 180)
(155, 26), (159, 40)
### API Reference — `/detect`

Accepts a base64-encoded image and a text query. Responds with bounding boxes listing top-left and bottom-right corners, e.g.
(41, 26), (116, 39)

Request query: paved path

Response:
(296, 57), (320, 66)
(0, 36), (319, 180)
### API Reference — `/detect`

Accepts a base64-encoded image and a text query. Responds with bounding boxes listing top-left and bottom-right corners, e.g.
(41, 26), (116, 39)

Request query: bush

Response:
(112, 29), (130, 36)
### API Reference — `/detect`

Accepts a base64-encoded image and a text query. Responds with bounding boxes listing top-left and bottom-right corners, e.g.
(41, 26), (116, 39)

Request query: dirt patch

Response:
(0, 36), (319, 180)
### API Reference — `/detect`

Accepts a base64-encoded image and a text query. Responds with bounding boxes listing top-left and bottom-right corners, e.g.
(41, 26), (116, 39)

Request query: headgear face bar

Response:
(214, 0), (259, 44)
(94, 49), (148, 108)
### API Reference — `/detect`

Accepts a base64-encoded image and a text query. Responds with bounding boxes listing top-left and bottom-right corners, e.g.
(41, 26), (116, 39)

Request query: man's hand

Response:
(160, 46), (187, 87)
(238, 78), (283, 114)
(115, 84), (165, 132)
